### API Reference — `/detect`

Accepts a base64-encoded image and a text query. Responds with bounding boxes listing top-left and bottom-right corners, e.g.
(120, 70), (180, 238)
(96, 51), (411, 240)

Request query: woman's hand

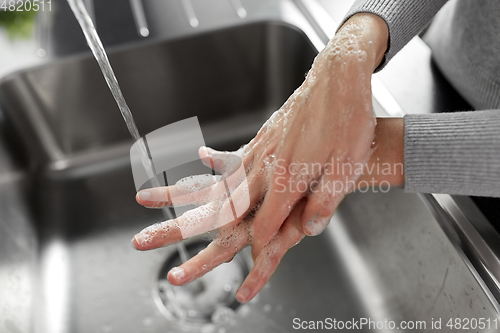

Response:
(225, 13), (388, 256)
(132, 13), (390, 302)
(131, 116), (404, 303)
(133, 162), (307, 303)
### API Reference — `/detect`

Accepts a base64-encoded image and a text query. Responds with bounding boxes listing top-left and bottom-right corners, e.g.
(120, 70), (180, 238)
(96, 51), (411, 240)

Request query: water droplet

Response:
(223, 284), (232, 292)
(263, 304), (272, 313)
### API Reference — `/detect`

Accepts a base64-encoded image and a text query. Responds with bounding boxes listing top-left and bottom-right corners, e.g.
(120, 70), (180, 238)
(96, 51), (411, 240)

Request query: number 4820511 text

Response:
(1, 0), (51, 12)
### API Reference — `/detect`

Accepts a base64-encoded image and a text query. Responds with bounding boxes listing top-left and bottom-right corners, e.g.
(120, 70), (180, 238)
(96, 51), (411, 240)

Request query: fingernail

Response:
(170, 267), (185, 281)
(133, 233), (147, 247)
(205, 147), (216, 154)
(138, 191), (151, 200)
(199, 146), (208, 156)
(303, 215), (318, 236)
(200, 146), (215, 156)
(236, 287), (251, 303)
(304, 216), (330, 236)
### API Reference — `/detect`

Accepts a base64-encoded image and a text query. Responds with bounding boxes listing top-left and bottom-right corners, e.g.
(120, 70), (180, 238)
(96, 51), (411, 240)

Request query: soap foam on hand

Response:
(176, 174), (218, 194)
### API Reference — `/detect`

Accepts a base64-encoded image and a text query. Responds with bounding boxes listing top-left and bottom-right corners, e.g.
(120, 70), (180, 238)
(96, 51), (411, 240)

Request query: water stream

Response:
(66, 0), (190, 261)
(66, 2), (247, 327)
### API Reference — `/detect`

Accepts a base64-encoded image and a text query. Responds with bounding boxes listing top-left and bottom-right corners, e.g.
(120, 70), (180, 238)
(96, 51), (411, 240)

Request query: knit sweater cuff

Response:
(338, 0), (448, 72)
(404, 111), (500, 197)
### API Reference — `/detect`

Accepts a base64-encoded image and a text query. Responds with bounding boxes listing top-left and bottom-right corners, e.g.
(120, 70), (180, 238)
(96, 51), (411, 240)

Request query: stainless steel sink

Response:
(0, 2), (499, 333)
(0, 22), (316, 175)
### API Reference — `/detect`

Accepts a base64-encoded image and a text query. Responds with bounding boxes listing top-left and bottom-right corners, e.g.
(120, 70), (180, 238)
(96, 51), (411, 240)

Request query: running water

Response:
(66, 0), (190, 261)
(67, 0), (140, 142)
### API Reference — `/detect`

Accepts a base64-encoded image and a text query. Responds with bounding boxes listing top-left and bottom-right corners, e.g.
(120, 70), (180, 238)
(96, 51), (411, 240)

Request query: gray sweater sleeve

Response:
(340, 0), (448, 70)
(405, 111), (500, 197)
(340, 1), (500, 197)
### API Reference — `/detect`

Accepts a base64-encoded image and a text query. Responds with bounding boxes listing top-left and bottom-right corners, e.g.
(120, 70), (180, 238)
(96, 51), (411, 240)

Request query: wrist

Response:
(303, 13), (389, 90)
(334, 13), (389, 71)
(356, 117), (405, 190)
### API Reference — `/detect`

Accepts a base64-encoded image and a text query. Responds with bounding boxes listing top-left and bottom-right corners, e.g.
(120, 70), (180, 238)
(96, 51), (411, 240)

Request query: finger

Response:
(199, 146), (251, 175)
(251, 168), (306, 257)
(132, 200), (221, 250)
(136, 146), (252, 209)
(167, 222), (251, 285)
(147, 145), (253, 206)
(133, 172), (263, 250)
(215, 175), (252, 229)
(132, 167), (262, 251)
(300, 171), (348, 236)
(136, 174), (220, 208)
(131, 219), (182, 251)
(236, 199), (306, 303)
(206, 166), (266, 235)
(136, 161), (247, 209)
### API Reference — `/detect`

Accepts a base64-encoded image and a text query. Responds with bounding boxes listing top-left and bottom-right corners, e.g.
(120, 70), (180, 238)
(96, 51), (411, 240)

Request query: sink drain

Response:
(155, 241), (252, 328)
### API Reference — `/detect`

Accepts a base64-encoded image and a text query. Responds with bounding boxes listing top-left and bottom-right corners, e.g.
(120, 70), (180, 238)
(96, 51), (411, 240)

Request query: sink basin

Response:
(0, 21), (316, 173)
(0, 17), (498, 333)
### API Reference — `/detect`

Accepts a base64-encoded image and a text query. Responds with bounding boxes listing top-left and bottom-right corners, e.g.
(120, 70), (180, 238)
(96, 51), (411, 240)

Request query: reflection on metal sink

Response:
(0, 16), (498, 333)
